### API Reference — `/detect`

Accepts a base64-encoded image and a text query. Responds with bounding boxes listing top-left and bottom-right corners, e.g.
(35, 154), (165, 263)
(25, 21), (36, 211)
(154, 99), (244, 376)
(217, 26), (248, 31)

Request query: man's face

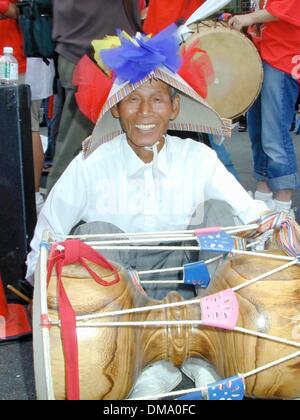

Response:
(111, 79), (180, 156)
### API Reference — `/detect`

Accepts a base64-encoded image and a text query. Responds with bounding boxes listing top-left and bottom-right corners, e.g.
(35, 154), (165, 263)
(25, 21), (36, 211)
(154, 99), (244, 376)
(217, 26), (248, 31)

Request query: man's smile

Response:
(135, 124), (157, 131)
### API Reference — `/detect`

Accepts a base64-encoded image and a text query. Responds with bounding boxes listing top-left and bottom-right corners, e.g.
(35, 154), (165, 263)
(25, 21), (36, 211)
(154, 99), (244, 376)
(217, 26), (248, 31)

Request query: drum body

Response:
(186, 21), (263, 119)
(33, 241), (300, 400)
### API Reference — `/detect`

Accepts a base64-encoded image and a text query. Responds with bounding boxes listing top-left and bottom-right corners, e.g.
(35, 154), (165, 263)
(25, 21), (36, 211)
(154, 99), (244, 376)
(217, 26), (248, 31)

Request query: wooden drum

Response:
(33, 238), (300, 400)
(185, 21), (263, 120)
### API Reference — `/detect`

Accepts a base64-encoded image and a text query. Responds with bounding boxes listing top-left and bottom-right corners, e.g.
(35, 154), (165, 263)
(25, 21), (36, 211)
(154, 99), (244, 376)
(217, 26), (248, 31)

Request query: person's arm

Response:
(0, 1), (19, 18)
(266, 0), (300, 27)
(228, 9), (278, 32)
(25, 156), (89, 284)
(204, 149), (268, 224)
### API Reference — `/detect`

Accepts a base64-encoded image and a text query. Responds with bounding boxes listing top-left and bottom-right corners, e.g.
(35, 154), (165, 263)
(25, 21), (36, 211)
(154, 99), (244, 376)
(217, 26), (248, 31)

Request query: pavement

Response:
(0, 127), (299, 400)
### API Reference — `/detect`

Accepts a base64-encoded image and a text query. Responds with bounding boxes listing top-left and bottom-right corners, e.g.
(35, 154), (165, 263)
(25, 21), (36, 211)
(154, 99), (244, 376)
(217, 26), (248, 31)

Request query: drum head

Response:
(186, 22), (263, 119)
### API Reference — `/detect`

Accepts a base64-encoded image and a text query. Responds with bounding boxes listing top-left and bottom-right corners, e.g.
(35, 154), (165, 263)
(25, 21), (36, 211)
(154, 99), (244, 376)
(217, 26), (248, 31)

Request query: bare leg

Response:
(274, 189), (293, 202)
(256, 181), (271, 194)
(32, 131), (44, 192)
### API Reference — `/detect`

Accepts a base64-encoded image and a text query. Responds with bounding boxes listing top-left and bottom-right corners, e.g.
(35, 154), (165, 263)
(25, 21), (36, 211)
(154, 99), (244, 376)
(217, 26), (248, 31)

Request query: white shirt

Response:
(25, 58), (55, 100)
(26, 134), (267, 282)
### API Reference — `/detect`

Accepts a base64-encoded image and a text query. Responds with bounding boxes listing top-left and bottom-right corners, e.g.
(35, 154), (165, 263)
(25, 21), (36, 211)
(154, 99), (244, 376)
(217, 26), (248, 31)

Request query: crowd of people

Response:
(1, 0), (300, 399)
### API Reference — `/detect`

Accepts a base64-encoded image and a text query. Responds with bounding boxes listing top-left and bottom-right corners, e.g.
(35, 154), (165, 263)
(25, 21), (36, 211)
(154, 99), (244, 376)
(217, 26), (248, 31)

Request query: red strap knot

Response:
(63, 239), (82, 265)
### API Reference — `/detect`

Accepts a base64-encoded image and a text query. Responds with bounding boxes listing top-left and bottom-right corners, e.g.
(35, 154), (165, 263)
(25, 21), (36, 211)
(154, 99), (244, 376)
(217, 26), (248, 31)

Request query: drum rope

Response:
(49, 318), (300, 360)
(140, 280), (185, 284)
(79, 229), (253, 244)
(56, 297), (204, 323)
(234, 327), (300, 349)
(137, 240), (277, 278)
(69, 320), (300, 354)
(49, 313), (300, 353)
(82, 232), (252, 246)
(129, 350), (300, 401)
(85, 244), (295, 263)
(232, 259), (298, 292)
(138, 254), (223, 276)
(46, 258), (297, 325)
(57, 223), (259, 240)
(244, 350), (300, 379)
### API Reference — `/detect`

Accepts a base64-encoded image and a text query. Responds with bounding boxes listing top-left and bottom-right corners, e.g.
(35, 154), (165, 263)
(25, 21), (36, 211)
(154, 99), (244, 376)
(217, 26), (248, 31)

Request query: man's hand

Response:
(228, 14), (255, 31)
(4, 3), (19, 19)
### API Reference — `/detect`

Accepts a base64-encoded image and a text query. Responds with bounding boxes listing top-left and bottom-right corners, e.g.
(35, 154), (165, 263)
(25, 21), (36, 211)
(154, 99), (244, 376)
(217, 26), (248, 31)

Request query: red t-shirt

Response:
(0, 0), (26, 74)
(251, 0), (300, 80)
(143, 0), (205, 34)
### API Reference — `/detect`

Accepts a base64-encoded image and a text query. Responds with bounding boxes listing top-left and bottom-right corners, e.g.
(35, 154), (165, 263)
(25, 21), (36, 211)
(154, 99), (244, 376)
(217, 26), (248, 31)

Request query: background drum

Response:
(185, 21), (263, 120)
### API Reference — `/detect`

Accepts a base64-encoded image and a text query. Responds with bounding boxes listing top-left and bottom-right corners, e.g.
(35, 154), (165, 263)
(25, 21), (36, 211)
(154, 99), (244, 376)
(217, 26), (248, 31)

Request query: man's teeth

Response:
(135, 124), (156, 130)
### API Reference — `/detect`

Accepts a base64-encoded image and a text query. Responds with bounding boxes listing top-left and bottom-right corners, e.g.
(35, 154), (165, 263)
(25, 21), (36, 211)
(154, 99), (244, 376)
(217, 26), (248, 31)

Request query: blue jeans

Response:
(247, 61), (300, 191)
(209, 135), (240, 181)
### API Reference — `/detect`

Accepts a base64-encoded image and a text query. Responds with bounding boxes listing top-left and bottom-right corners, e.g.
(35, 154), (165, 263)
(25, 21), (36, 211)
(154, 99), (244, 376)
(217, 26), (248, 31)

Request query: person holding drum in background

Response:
(229, 0), (300, 218)
(143, 0), (240, 180)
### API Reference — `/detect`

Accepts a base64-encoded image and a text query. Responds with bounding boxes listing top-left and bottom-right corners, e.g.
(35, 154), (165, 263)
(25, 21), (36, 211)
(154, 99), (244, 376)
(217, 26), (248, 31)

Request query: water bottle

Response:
(0, 46), (19, 85)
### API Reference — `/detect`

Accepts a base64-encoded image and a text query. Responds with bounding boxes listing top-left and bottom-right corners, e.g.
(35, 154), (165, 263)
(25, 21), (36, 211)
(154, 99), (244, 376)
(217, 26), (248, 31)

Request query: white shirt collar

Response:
(120, 134), (170, 177)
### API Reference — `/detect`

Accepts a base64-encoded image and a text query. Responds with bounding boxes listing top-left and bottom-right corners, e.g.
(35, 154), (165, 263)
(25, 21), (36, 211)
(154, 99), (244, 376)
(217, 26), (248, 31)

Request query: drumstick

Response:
(7, 285), (32, 304)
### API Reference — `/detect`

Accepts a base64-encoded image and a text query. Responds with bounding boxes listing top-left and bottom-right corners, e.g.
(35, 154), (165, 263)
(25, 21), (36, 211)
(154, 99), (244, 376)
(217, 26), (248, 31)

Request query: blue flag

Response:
(207, 375), (245, 400)
(197, 231), (234, 253)
(183, 261), (211, 288)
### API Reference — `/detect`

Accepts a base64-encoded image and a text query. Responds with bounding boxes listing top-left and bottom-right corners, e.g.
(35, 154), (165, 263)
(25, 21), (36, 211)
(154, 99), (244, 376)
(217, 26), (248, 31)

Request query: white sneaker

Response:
(128, 360), (182, 399)
(181, 357), (220, 388)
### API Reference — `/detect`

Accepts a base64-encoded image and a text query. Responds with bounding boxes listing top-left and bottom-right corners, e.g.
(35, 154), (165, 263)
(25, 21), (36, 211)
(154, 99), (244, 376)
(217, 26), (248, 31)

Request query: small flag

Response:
(207, 375), (245, 400)
(197, 231), (234, 253)
(183, 261), (211, 288)
(200, 289), (239, 330)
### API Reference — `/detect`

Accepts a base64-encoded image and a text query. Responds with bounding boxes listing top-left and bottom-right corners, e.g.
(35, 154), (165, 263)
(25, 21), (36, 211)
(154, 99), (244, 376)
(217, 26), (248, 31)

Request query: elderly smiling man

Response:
(26, 25), (268, 398)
